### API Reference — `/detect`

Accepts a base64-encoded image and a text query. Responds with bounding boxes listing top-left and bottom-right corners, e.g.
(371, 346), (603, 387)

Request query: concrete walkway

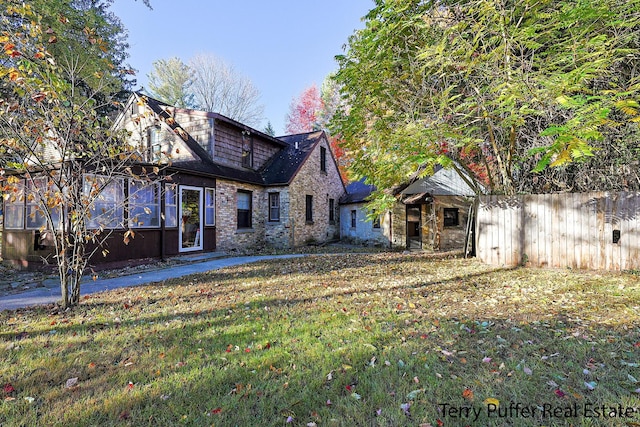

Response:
(0, 253), (307, 311)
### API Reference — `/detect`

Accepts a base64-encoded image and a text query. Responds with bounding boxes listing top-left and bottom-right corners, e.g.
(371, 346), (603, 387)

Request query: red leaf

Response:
(554, 389), (566, 398)
(437, 419), (444, 427)
(3, 383), (15, 394)
(211, 407), (222, 414)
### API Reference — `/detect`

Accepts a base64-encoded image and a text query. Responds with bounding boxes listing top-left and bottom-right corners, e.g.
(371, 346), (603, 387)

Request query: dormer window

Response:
(242, 131), (253, 168)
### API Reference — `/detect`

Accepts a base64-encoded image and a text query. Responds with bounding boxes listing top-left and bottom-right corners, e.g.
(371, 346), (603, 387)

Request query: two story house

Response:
(1, 93), (346, 267)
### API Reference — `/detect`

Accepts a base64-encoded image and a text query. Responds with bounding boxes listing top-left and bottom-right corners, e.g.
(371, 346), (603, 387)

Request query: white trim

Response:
(179, 185), (203, 252)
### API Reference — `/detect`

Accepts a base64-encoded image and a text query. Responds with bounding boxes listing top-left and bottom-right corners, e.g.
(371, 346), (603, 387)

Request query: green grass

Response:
(1, 253), (639, 426)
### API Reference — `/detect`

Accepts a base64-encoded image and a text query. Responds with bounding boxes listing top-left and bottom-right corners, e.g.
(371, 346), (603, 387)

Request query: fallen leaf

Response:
(211, 408), (222, 414)
(484, 397), (500, 407)
(554, 389), (566, 398)
(482, 357), (492, 363)
(523, 367), (532, 375)
(3, 384), (15, 394)
(584, 381), (597, 391)
(65, 378), (78, 388)
(406, 389), (423, 400)
(462, 388), (474, 400)
(400, 402), (411, 415)
(629, 374), (638, 383)
(351, 392), (361, 400)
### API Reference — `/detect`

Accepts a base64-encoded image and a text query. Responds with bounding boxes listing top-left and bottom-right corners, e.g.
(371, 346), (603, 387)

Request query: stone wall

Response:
(289, 137), (345, 246)
(215, 179), (266, 251)
(264, 186), (292, 249)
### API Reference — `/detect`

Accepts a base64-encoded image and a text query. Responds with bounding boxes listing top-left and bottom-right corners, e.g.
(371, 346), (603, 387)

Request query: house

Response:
(1, 93), (346, 268)
(340, 166), (478, 251)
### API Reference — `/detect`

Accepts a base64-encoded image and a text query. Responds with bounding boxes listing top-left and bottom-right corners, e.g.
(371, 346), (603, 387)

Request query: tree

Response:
(286, 83), (350, 180)
(332, 0), (640, 198)
(285, 84), (323, 134)
(263, 121), (276, 137)
(147, 57), (192, 108)
(0, 1), (161, 308)
(189, 53), (264, 126)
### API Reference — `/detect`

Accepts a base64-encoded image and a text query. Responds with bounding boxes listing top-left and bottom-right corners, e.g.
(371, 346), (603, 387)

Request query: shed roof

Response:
(400, 166), (477, 197)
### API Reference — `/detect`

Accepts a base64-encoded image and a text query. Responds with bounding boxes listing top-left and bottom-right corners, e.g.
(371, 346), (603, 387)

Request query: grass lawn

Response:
(1, 253), (639, 426)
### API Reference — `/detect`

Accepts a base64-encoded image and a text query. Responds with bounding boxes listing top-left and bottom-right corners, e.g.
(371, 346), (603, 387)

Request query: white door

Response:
(179, 186), (203, 252)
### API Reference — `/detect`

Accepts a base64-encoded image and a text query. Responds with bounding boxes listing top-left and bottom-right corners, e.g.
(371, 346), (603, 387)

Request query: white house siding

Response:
(339, 202), (390, 247)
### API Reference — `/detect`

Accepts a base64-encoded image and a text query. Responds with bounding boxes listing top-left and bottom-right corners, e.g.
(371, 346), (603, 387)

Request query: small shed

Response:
(340, 166), (478, 251)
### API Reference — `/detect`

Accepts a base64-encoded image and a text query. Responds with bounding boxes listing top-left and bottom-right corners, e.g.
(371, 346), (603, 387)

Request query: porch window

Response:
(350, 210), (357, 228)
(443, 208), (459, 227)
(25, 177), (62, 230)
(4, 180), (24, 229)
(84, 174), (124, 229)
(165, 184), (177, 227)
(205, 188), (215, 226)
(268, 192), (280, 222)
(305, 195), (313, 222)
(237, 190), (252, 229)
(129, 181), (160, 228)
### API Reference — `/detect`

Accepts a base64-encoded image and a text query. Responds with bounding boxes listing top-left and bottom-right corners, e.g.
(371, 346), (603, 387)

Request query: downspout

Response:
(160, 173), (166, 261)
(388, 210), (393, 250)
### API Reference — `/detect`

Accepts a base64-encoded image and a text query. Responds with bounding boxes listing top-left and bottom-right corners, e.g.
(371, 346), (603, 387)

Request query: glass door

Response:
(179, 186), (203, 252)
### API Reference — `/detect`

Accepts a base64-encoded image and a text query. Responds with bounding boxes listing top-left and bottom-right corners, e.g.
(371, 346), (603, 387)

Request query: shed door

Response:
(406, 204), (422, 250)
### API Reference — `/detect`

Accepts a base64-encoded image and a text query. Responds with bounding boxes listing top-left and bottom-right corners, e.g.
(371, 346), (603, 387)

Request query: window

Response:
(241, 132), (253, 168)
(128, 181), (160, 228)
(4, 180), (24, 229)
(205, 188), (215, 226)
(320, 146), (327, 172)
(443, 208), (459, 227)
(305, 195), (313, 222)
(84, 175), (124, 229)
(25, 177), (62, 230)
(237, 191), (252, 228)
(329, 198), (335, 223)
(165, 184), (177, 227)
(372, 210), (381, 229)
(350, 210), (357, 228)
(147, 126), (162, 162)
(269, 192), (280, 222)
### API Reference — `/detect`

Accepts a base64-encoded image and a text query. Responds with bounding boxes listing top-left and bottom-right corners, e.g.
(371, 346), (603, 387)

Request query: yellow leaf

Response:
(484, 397), (500, 407)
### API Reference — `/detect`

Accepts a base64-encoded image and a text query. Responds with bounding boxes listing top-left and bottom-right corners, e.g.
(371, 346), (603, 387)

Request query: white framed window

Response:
(237, 191), (252, 229)
(83, 174), (124, 229)
(25, 177), (62, 230)
(205, 188), (215, 226)
(268, 192), (280, 222)
(129, 181), (160, 228)
(165, 184), (177, 228)
(3, 179), (24, 229)
(148, 126), (162, 162)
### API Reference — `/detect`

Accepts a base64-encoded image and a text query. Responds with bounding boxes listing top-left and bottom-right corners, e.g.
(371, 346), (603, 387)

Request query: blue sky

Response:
(110, 0), (373, 135)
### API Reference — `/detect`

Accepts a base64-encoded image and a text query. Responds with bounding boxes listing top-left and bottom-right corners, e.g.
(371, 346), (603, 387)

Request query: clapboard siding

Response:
(476, 192), (640, 271)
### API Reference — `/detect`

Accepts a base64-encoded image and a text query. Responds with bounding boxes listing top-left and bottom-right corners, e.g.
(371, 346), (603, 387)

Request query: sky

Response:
(109, 0), (373, 135)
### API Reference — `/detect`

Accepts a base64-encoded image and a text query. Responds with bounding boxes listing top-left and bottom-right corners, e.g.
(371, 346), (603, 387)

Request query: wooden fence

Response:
(476, 192), (640, 271)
